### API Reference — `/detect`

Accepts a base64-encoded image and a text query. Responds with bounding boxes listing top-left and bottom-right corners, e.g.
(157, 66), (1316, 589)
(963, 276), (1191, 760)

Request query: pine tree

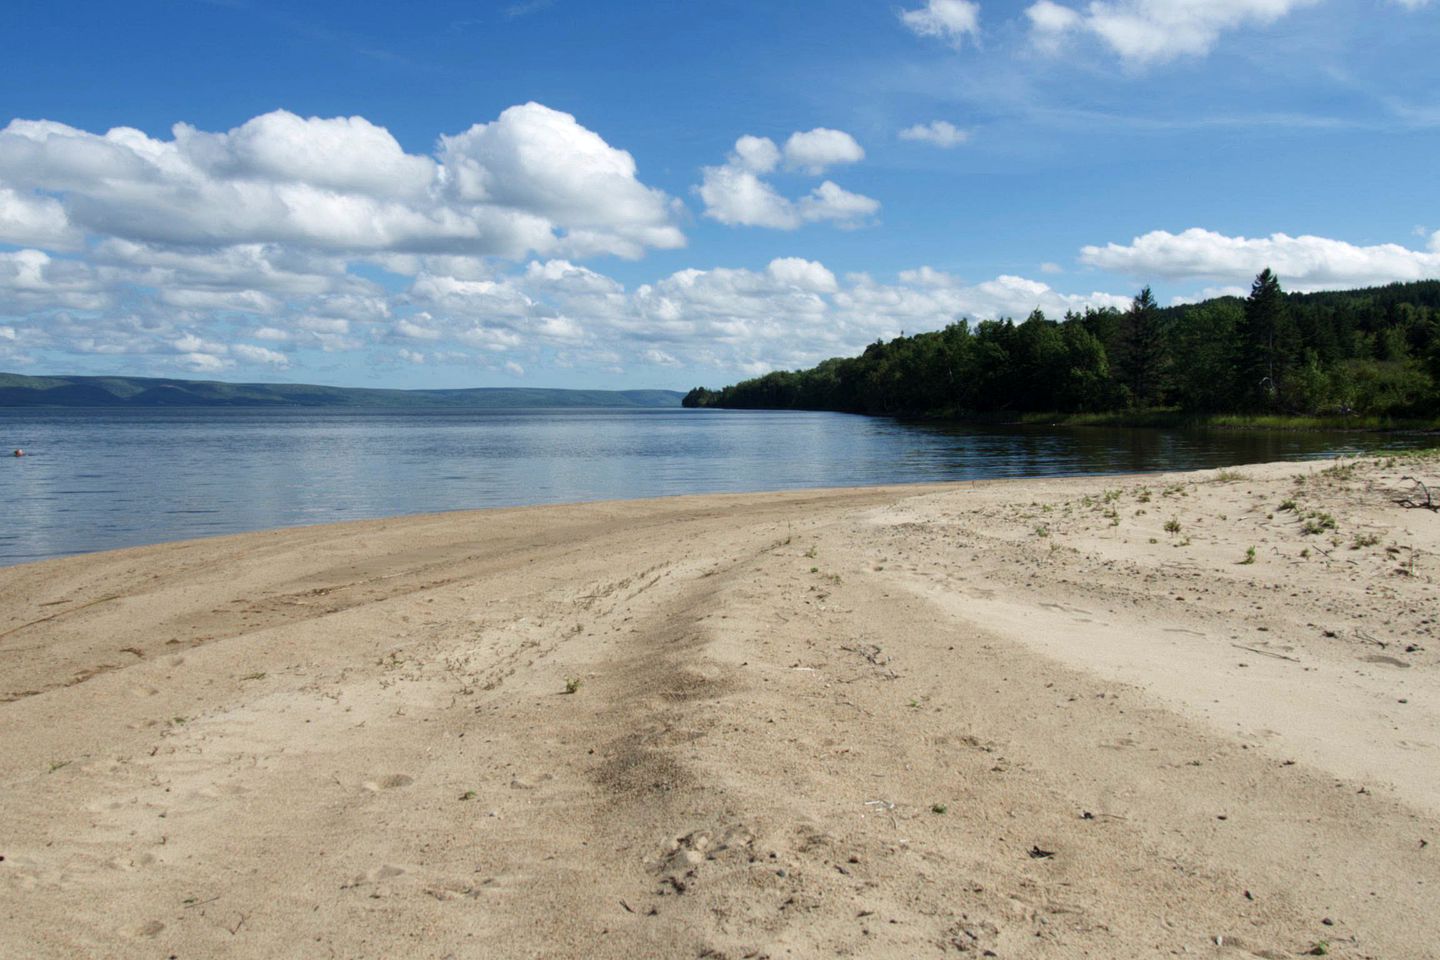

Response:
(1117, 286), (1167, 406)
(1240, 269), (1300, 408)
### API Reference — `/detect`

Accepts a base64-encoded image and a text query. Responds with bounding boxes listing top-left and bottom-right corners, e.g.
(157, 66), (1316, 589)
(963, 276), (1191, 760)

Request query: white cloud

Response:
(1392, 0), (1431, 8)
(503, 360), (525, 377)
(179, 352), (230, 372)
(698, 134), (878, 230)
(901, 0), (982, 47)
(0, 104), (683, 261)
(437, 102), (685, 259)
(1025, 0), (1322, 65)
(898, 120), (971, 148)
(0, 187), (83, 250)
(0, 241), (1133, 380)
(733, 134), (782, 173)
(1080, 227), (1440, 290)
(231, 343), (291, 367)
(181, 110), (435, 199)
(782, 129), (865, 173)
(767, 257), (839, 292)
(697, 161), (802, 229)
(797, 181), (881, 226)
(0, 249), (111, 312)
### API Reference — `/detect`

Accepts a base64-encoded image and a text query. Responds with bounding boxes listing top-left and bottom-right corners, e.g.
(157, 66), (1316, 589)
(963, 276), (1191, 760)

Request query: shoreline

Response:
(3, 453), (1437, 957)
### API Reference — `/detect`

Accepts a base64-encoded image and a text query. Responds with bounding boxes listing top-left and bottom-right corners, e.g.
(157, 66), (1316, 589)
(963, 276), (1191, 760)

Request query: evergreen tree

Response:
(1239, 269), (1301, 407)
(1117, 287), (1167, 406)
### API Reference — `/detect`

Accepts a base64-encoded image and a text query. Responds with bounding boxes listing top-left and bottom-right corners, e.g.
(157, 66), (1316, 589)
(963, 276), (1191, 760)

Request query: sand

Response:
(1, 453), (1438, 959)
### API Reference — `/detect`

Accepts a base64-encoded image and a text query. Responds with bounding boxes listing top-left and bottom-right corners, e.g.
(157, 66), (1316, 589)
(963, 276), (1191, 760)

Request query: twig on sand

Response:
(1397, 477), (1437, 512)
(864, 799), (900, 828)
(1231, 643), (1301, 663)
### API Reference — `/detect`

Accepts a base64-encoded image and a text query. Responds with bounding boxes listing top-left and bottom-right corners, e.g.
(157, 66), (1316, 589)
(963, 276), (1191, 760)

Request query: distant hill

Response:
(0, 373), (685, 409)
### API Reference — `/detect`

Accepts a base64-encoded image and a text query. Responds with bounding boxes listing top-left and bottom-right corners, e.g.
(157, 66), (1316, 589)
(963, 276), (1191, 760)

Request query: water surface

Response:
(2, 407), (1434, 566)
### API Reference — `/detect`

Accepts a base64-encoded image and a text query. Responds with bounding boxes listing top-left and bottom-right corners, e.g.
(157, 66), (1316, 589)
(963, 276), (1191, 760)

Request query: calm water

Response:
(2, 407), (1436, 566)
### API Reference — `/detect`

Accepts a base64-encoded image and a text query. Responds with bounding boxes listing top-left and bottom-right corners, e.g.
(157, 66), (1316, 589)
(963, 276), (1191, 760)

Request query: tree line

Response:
(682, 272), (1440, 420)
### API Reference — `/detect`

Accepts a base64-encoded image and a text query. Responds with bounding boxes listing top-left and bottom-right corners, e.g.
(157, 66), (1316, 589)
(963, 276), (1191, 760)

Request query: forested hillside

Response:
(684, 273), (1440, 420)
(0, 374), (683, 409)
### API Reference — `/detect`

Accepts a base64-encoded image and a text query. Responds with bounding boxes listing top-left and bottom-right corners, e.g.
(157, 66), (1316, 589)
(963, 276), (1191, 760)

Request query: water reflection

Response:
(1, 407), (1435, 565)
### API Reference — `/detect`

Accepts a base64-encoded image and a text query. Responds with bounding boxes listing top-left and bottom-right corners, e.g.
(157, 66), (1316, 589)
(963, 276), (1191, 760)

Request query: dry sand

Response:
(2, 453), (1438, 959)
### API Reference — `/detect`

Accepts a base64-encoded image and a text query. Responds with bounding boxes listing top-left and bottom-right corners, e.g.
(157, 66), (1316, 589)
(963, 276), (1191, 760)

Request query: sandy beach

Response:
(2, 453), (1437, 959)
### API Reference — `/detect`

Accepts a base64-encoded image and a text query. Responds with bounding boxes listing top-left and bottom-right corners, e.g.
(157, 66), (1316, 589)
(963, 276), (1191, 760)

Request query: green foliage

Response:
(1117, 287), (1169, 407)
(685, 277), (1440, 421)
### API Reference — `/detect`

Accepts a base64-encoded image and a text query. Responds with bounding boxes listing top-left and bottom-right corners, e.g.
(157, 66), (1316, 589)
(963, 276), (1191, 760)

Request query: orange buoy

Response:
(11, 449), (23, 457)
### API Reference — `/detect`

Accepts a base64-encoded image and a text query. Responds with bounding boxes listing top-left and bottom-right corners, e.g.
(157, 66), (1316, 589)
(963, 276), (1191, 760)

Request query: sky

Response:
(1, 0), (1438, 390)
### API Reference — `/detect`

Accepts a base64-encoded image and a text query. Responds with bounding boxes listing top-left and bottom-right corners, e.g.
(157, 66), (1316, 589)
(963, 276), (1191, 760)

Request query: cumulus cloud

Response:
(901, 0), (982, 47)
(0, 104), (683, 261)
(437, 103), (685, 258)
(0, 104), (697, 375)
(0, 238), (1131, 379)
(0, 249), (111, 312)
(697, 133), (878, 230)
(898, 120), (971, 148)
(767, 257), (839, 292)
(1079, 227), (1440, 290)
(0, 187), (83, 250)
(231, 343), (291, 367)
(782, 129), (865, 173)
(1025, 0), (1322, 65)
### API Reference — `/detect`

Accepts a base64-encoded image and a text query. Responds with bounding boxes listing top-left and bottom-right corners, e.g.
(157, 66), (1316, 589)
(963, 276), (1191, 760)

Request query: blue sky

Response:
(1, 0), (1437, 389)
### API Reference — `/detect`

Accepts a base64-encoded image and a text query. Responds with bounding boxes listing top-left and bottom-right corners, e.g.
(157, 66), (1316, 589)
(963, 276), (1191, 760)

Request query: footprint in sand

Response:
(362, 773), (414, 792)
(121, 920), (165, 938)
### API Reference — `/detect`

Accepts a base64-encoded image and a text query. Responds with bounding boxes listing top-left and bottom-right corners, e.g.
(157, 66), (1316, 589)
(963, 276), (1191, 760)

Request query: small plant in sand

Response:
(563, 676), (583, 695)
(1239, 546), (1256, 565)
(931, 803), (948, 814)
(1164, 518), (1182, 535)
(1034, 524), (1050, 538)
(459, 790), (477, 801)
(804, 545), (817, 559)
(810, 566), (819, 574)
(1215, 469), (1246, 483)
(1350, 532), (1380, 549)
(1137, 488), (1152, 503)
(1301, 512), (1337, 536)
(1278, 498), (1298, 512)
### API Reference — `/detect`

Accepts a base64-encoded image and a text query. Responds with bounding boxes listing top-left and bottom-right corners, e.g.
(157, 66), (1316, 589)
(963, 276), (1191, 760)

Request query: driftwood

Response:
(1397, 477), (1438, 512)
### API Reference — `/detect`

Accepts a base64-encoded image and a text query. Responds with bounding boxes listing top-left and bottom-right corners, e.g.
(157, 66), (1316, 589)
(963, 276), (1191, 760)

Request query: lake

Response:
(2, 407), (1436, 566)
